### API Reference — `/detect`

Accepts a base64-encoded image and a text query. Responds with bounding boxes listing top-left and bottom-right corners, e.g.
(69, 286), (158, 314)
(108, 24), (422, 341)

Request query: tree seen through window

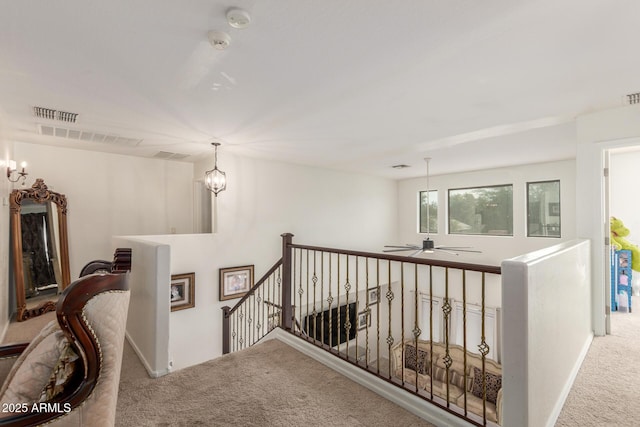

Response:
(448, 185), (513, 235)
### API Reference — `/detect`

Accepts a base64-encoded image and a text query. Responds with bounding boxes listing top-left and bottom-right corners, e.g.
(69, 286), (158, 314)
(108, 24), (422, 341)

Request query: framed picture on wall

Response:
(219, 265), (255, 301)
(367, 287), (379, 305)
(357, 309), (371, 330)
(171, 273), (195, 311)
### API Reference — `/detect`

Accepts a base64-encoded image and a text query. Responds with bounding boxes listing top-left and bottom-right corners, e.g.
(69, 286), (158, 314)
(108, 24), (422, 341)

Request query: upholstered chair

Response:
(0, 272), (130, 426)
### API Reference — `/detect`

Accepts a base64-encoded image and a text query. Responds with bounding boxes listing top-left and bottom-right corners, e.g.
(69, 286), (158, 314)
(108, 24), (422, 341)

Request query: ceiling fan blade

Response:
(435, 246), (482, 253)
(384, 245), (420, 249)
(434, 248), (460, 256)
(383, 248), (419, 252)
(409, 249), (424, 257)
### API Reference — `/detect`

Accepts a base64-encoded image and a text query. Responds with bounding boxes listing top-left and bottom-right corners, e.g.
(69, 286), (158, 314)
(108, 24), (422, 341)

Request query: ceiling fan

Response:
(384, 158), (481, 257)
(383, 238), (481, 257)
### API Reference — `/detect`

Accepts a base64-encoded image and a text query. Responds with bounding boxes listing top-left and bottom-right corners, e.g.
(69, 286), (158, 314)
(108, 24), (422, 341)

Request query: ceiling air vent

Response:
(37, 124), (142, 147)
(626, 92), (640, 105)
(33, 106), (79, 123)
(153, 151), (191, 160)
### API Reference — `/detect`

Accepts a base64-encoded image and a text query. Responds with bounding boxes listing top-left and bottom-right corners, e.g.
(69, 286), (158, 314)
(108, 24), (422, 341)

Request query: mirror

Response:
(10, 178), (70, 321)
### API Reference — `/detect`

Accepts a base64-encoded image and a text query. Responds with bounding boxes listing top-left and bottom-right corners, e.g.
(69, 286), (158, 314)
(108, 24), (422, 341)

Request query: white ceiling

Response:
(1, 1), (638, 178)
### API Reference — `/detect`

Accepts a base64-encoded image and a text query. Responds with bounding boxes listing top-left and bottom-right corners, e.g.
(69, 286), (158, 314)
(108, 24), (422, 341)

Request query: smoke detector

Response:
(226, 8), (251, 29)
(208, 30), (231, 50)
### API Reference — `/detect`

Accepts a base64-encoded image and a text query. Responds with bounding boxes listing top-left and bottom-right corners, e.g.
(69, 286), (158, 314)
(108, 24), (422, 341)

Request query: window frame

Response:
(526, 179), (561, 238)
(418, 190), (438, 234)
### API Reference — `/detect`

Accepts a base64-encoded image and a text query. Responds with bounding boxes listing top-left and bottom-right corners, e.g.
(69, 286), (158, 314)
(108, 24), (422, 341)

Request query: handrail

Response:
(288, 243), (501, 275)
(226, 258), (283, 316)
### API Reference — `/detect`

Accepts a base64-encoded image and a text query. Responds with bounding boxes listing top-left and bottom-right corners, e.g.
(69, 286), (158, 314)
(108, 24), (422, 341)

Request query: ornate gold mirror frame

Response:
(10, 179), (70, 321)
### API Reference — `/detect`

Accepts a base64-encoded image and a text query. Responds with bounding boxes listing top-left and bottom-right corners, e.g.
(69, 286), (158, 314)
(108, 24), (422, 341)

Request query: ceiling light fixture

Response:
(205, 142), (227, 197)
(226, 8), (251, 29)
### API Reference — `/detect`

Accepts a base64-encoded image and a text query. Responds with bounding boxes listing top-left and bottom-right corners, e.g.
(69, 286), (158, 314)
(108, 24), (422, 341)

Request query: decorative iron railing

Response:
(221, 259), (283, 354)
(222, 233), (502, 426)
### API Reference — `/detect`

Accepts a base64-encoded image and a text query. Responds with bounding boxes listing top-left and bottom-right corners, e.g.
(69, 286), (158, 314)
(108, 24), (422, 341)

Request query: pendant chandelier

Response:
(205, 142), (227, 196)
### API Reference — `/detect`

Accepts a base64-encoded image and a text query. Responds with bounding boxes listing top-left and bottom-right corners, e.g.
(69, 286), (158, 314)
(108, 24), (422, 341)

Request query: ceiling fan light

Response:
(422, 238), (435, 251)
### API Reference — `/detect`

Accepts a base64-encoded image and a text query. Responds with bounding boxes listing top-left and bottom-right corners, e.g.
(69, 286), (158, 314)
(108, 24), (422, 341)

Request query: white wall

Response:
(195, 152), (398, 252)
(502, 239), (592, 427)
(130, 154), (397, 372)
(576, 104), (640, 335)
(113, 236), (170, 378)
(397, 159), (577, 266)
(13, 142), (194, 281)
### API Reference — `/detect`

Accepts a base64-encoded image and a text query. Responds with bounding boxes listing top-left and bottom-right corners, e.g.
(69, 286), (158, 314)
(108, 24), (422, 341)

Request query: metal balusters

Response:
(277, 266), (282, 327)
(400, 262), (405, 385)
(413, 263), (420, 393)
(305, 249), (310, 338)
(320, 252), (325, 346)
(311, 250), (318, 345)
(327, 254), (333, 348)
(443, 267), (452, 407)
(376, 259), (380, 376)
(462, 269), (468, 416)
(344, 255), (351, 360)
(386, 259), (394, 378)
(479, 272), (489, 425)
(298, 248), (303, 336)
(336, 254), (341, 354)
(364, 257), (370, 368)
(354, 256), (360, 363)
(429, 265), (434, 400)
(222, 259), (284, 354)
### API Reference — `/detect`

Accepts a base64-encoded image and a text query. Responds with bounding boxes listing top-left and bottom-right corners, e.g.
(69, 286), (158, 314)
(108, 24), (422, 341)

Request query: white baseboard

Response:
(272, 329), (471, 427)
(545, 332), (594, 427)
(125, 331), (170, 378)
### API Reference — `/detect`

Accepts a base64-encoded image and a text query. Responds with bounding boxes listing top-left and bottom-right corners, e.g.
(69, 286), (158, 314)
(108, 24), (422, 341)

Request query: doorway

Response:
(606, 146), (640, 334)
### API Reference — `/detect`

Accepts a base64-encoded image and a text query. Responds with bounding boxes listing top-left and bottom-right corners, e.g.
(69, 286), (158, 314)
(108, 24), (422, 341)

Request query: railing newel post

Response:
(281, 233), (294, 331)
(222, 305), (231, 354)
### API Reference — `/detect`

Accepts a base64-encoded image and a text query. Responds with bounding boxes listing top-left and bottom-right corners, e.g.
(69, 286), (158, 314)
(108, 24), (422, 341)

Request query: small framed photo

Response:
(367, 288), (379, 305)
(357, 309), (371, 330)
(171, 273), (195, 312)
(220, 265), (255, 301)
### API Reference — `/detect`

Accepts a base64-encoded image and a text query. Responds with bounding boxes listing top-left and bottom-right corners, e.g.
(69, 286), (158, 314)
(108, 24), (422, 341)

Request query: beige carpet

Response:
(116, 338), (431, 427)
(555, 299), (640, 427)
(4, 304), (640, 426)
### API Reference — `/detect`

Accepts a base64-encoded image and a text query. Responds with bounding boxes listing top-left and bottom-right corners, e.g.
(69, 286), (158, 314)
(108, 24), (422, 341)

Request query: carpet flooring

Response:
(555, 299), (640, 427)
(115, 338), (431, 427)
(3, 302), (640, 426)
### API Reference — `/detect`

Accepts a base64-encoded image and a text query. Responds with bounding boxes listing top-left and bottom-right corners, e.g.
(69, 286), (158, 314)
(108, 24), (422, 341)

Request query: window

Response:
(419, 190), (438, 233)
(448, 185), (513, 235)
(527, 180), (560, 237)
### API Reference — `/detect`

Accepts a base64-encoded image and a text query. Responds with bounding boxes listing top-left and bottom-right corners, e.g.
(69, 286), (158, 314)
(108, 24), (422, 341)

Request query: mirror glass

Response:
(10, 179), (70, 321)
(20, 199), (62, 300)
